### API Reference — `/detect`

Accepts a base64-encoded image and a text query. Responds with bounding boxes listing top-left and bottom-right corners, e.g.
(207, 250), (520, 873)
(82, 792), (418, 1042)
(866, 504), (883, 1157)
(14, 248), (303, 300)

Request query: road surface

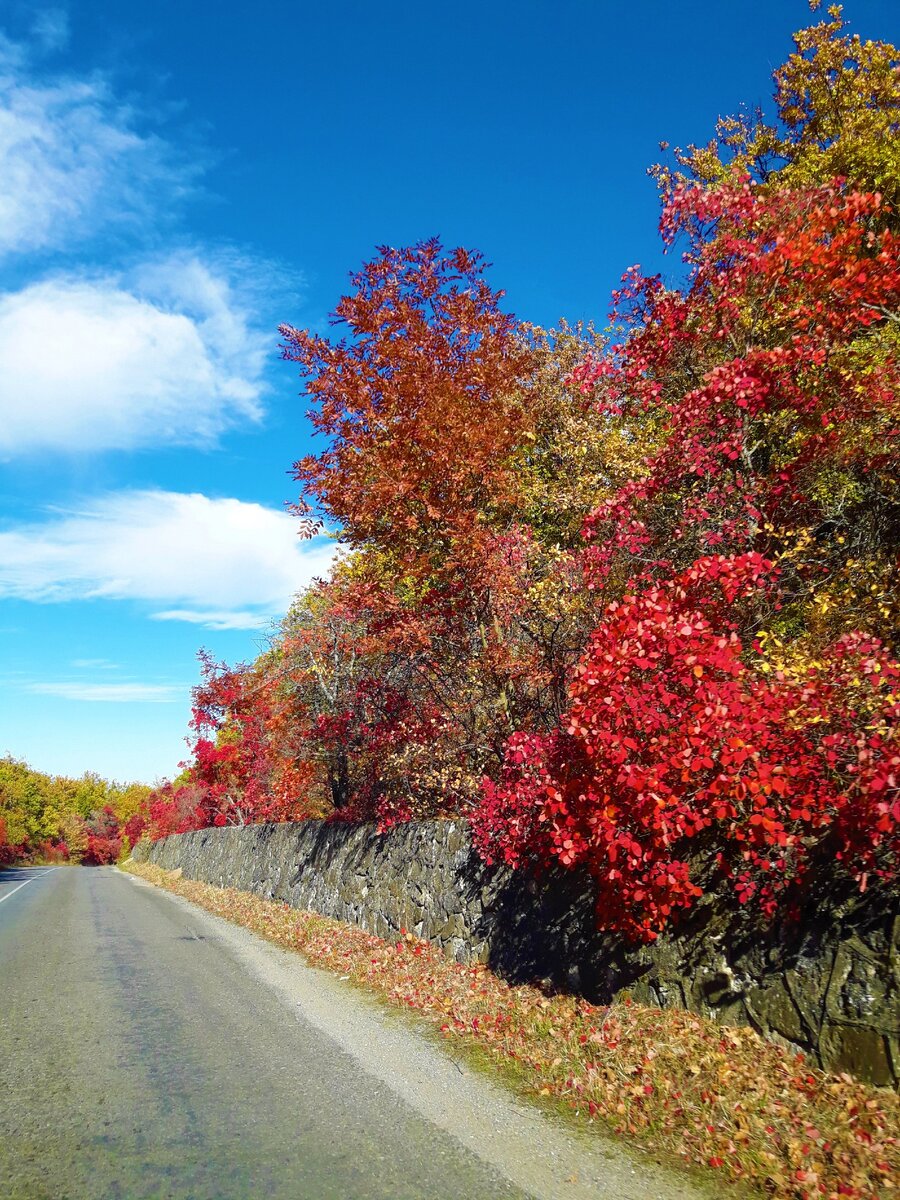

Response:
(0, 866), (706, 1200)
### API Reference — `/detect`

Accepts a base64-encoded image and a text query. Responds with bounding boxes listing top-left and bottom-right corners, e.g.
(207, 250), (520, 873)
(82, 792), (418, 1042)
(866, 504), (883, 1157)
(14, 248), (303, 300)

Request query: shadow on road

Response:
(0, 865), (63, 883)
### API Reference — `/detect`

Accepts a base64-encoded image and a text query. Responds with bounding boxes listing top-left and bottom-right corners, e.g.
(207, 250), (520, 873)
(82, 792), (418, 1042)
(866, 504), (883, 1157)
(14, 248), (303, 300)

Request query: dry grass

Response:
(125, 860), (898, 1199)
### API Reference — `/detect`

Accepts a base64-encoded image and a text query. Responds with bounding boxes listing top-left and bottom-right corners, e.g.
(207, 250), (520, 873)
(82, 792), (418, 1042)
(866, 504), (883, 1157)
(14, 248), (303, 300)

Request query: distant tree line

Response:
(0, 755), (152, 866)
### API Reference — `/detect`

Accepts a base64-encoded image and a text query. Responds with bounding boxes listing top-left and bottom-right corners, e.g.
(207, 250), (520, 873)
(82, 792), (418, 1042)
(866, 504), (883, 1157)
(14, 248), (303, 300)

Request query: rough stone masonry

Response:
(135, 819), (900, 1088)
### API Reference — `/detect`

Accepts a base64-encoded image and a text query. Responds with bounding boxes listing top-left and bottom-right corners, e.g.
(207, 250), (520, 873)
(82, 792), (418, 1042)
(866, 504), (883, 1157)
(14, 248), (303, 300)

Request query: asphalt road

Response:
(0, 866), (707, 1200)
(0, 865), (530, 1200)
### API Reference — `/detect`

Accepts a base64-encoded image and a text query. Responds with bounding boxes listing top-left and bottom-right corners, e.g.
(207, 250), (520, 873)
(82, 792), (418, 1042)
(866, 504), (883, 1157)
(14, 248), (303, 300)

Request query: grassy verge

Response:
(124, 860), (897, 1200)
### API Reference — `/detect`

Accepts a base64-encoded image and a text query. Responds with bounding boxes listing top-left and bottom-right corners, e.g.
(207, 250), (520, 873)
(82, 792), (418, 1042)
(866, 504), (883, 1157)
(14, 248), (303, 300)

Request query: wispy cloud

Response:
(28, 681), (184, 703)
(0, 23), (291, 458)
(30, 9), (69, 54)
(0, 26), (197, 261)
(151, 610), (276, 632)
(0, 255), (269, 455)
(0, 489), (335, 627)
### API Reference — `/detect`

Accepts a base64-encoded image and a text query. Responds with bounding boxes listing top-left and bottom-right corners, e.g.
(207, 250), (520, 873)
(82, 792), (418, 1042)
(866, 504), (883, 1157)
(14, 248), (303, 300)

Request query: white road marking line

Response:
(0, 867), (60, 906)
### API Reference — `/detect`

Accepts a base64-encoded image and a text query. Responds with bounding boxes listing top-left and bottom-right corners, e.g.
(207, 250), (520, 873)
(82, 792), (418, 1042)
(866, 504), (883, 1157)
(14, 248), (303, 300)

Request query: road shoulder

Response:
(121, 866), (717, 1200)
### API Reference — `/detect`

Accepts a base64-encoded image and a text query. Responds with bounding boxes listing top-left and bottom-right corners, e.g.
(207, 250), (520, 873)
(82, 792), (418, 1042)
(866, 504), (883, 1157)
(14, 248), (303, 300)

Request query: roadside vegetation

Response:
(0, 755), (150, 865)
(120, 4), (900, 952)
(126, 860), (899, 1200)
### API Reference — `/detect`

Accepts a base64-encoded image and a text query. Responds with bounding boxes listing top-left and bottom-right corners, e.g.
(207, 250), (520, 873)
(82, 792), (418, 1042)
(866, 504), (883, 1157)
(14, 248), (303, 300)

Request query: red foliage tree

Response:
(185, 653), (320, 829)
(0, 816), (13, 866)
(475, 180), (900, 939)
(572, 182), (899, 631)
(82, 806), (122, 866)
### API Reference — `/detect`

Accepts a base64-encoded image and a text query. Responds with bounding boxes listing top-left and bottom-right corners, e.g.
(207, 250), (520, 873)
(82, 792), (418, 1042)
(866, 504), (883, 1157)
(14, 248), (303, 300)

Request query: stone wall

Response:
(135, 820), (900, 1088)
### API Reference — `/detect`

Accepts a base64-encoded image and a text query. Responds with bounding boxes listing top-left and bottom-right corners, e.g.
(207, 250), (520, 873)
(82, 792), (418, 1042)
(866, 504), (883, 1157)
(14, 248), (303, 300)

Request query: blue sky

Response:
(0, 1), (895, 784)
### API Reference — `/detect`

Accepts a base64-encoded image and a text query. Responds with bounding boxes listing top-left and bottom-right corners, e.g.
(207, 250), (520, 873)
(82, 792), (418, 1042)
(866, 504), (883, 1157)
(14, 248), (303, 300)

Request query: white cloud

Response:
(28, 682), (182, 703)
(0, 256), (269, 455)
(151, 610), (274, 632)
(0, 28), (293, 457)
(0, 36), (195, 260)
(0, 490), (335, 626)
